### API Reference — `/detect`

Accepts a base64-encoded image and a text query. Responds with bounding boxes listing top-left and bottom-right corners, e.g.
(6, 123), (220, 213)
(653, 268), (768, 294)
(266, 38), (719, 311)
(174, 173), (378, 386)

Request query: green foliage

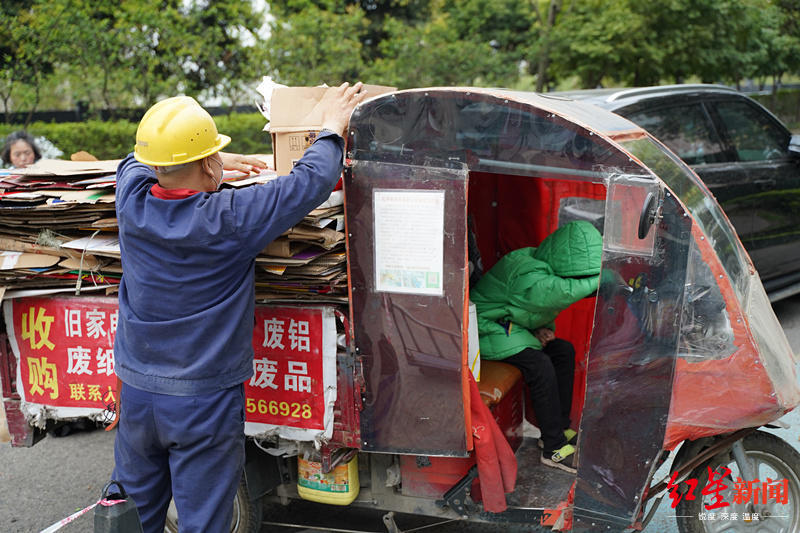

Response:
(0, 121), (137, 160)
(542, 0), (800, 89)
(264, 4), (368, 85)
(366, 13), (507, 87)
(215, 113), (273, 155)
(0, 113), (271, 161)
(2, 0), (267, 119)
(4, 0), (800, 123)
(550, 0), (656, 88)
(266, 0), (536, 89)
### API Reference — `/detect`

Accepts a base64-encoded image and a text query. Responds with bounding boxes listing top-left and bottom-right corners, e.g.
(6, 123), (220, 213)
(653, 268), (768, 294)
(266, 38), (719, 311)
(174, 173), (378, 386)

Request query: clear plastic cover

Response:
(622, 137), (751, 301)
(746, 278), (800, 404)
(621, 135), (800, 446)
(575, 186), (691, 526)
(603, 173), (658, 256)
(558, 196), (605, 233)
(350, 89), (638, 180)
(678, 239), (736, 361)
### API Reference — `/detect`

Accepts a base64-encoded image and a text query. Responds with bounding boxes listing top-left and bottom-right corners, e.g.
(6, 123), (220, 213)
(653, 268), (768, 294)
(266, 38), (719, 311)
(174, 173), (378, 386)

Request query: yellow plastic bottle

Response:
(297, 452), (360, 505)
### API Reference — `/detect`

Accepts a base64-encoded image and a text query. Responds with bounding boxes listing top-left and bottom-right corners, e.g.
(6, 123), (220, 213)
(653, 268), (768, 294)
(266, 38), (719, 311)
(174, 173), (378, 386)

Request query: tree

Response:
(265, 0), (535, 88)
(366, 11), (503, 87)
(440, 0), (537, 86)
(532, 0), (563, 92)
(267, 0), (433, 62)
(170, 0), (268, 107)
(2, 0), (268, 116)
(0, 1), (64, 123)
(0, 0), (29, 120)
(546, 0), (784, 89)
(264, 3), (368, 85)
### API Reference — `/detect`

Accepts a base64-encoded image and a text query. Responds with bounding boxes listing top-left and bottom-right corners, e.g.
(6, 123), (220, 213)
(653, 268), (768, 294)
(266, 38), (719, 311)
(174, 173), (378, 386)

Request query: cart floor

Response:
(506, 436), (575, 509)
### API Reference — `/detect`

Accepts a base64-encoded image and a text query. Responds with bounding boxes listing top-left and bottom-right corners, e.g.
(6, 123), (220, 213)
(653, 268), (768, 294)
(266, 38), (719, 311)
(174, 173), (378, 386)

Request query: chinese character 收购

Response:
(65, 309), (82, 337)
(69, 383), (87, 401)
(285, 361), (311, 392)
(702, 466), (732, 510)
(21, 306), (55, 350)
(28, 356), (59, 399)
(85, 310), (107, 339)
(250, 358), (279, 390)
(263, 318), (285, 350)
(96, 348), (114, 376)
(67, 346), (93, 375)
(288, 319), (310, 352)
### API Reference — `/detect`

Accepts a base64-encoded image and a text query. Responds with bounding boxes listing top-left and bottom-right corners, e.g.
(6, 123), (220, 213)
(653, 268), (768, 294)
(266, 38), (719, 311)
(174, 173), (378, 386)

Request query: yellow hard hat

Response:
(134, 96), (231, 166)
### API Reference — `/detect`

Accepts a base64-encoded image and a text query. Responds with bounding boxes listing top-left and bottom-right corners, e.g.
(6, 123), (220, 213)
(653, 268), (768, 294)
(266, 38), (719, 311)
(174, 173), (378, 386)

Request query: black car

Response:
(559, 84), (800, 301)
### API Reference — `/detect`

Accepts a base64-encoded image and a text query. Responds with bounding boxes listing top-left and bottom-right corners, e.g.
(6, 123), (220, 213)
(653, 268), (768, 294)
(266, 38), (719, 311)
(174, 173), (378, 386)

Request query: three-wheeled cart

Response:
(3, 88), (800, 533)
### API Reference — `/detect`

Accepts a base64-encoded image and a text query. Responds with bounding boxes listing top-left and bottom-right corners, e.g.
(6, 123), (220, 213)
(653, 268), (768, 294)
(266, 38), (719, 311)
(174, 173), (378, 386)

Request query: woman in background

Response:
(1, 131), (42, 168)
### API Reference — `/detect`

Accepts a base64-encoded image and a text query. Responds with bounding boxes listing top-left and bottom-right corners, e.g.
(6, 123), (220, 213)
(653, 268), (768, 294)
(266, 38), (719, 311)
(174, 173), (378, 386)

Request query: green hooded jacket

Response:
(470, 220), (602, 360)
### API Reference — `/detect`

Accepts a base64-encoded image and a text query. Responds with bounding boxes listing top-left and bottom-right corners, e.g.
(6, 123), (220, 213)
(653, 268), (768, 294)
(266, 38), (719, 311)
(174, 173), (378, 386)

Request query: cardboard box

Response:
(269, 85), (396, 175)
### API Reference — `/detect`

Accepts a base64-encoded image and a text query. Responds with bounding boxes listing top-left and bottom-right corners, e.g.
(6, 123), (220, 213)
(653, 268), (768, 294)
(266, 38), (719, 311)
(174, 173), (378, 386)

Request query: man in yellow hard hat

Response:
(110, 82), (366, 533)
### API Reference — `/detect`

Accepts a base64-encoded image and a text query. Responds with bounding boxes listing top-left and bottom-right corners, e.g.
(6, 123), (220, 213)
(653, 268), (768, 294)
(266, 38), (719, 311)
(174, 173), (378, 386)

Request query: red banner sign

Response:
(245, 306), (326, 431)
(7, 297), (333, 433)
(10, 296), (118, 409)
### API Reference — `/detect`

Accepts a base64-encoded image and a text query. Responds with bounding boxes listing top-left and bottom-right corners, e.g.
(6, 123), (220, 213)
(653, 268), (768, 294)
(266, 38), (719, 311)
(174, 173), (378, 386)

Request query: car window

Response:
(624, 103), (728, 166)
(712, 100), (789, 162)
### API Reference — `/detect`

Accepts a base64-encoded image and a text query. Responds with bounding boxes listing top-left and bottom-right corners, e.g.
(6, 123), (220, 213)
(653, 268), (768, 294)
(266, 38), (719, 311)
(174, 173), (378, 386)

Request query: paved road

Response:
(3, 294), (800, 533)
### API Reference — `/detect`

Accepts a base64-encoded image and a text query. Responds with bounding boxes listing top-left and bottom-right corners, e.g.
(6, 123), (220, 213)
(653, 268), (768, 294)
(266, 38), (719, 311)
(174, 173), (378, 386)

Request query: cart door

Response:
(345, 160), (469, 455)
(573, 175), (691, 531)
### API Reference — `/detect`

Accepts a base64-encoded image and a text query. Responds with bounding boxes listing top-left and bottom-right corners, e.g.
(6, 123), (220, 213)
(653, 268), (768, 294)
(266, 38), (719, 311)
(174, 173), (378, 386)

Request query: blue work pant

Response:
(112, 382), (246, 533)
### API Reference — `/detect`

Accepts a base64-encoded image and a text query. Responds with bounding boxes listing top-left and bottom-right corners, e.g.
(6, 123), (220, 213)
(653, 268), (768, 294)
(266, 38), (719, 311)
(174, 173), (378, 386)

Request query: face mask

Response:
(208, 157), (223, 190)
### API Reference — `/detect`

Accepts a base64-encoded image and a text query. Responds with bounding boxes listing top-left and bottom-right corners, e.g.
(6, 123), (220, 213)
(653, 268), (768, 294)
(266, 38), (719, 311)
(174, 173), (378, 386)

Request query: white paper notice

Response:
(374, 189), (445, 296)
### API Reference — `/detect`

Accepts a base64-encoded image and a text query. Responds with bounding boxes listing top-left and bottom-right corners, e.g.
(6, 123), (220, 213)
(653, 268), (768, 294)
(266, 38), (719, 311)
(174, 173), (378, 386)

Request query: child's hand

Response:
(533, 327), (555, 347)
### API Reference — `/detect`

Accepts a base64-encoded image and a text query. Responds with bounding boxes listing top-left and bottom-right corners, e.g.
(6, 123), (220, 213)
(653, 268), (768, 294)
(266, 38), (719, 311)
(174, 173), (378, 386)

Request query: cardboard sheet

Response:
(12, 159), (121, 177)
(0, 251), (61, 270)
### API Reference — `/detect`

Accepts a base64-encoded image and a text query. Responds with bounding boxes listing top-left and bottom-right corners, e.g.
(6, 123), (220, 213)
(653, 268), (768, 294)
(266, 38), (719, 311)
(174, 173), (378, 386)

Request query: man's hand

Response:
(319, 82), (368, 137)
(219, 152), (269, 175)
(533, 327), (555, 347)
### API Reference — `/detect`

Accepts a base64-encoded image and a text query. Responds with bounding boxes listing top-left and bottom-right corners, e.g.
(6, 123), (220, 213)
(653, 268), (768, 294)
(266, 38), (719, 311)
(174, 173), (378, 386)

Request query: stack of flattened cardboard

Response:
(255, 189), (347, 303)
(0, 160), (349, 303)
(0, 160), (122, 293)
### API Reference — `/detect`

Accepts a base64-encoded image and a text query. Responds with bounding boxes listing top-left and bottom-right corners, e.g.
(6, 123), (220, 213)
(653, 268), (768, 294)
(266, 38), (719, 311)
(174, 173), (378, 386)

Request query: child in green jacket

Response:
(471, 220), (602, 473)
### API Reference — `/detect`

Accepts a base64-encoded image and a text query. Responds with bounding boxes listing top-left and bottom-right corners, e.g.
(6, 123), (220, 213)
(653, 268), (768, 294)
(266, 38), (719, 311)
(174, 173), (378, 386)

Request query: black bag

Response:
(94, 480), (143, 533)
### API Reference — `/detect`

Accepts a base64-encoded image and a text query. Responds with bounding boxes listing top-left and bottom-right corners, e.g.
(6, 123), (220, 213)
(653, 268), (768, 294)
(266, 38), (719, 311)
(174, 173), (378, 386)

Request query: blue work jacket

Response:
(113, 132), (343, 395)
